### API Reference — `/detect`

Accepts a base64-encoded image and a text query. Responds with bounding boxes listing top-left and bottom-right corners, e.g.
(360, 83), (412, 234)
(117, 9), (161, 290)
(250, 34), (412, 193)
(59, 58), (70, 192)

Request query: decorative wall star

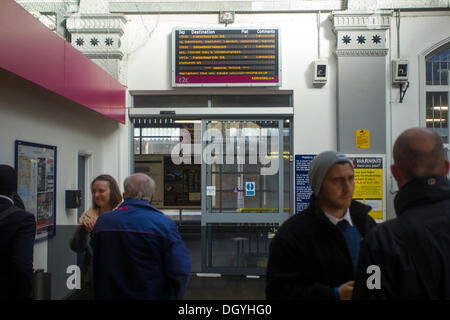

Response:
(372, 35), (382, 44)
(105, 38), (114, 46)
(342, 35), (351, 44)
(75, 38), (84, 46)
(357, 35), (366, 44)
(90, 38), (99, 46)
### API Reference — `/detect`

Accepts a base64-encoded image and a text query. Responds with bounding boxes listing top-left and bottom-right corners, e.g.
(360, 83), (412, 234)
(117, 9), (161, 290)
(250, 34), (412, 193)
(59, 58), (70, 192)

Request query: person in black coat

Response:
(266, 151), (376, 300)
(354, 128), (450, 299)
(0, 165), (36, 300)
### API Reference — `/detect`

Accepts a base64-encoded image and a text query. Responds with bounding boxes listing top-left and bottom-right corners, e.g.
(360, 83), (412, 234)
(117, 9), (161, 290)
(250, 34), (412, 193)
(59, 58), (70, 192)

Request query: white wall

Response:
(0, 69), (128, 271)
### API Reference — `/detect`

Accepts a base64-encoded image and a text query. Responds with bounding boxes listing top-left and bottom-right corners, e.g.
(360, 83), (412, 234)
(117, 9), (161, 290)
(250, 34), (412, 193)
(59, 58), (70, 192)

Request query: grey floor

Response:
(180, 224), (268, 300)
(184, 275), (266, 300)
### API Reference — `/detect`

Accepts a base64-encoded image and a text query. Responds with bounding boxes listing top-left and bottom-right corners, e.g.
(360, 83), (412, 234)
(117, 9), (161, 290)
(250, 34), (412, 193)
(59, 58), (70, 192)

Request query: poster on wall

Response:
(295, 153), (385, 222)
(15, 140), (57, 241)
(348, 155), (386, 222)
(294, 154), (315, 213)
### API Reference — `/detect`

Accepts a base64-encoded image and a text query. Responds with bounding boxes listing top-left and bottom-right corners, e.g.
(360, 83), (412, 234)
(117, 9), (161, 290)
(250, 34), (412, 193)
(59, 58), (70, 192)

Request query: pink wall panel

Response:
(0, 0), (125, 123)
(0, 0), (65, 96)
(64, 43), (111, 116)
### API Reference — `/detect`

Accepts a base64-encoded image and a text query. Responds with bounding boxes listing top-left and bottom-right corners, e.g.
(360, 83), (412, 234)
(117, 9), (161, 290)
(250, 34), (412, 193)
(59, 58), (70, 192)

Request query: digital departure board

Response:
(172, 28), (280, 87)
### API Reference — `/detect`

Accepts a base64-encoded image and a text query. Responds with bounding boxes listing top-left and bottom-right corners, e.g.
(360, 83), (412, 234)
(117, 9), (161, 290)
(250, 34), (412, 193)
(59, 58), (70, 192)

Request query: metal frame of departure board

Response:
(172, 28), (281, 87)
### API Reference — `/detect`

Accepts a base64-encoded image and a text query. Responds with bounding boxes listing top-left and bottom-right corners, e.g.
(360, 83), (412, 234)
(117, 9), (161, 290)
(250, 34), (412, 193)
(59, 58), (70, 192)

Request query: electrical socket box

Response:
(392, 59), (409, 84)
(313, 60), (328, 84)
(65, 190), (81, 209)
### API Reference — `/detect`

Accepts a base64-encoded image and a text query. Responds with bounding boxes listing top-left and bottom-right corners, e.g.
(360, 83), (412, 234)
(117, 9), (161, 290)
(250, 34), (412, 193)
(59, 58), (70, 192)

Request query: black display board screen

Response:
(172, 28), (280, 87)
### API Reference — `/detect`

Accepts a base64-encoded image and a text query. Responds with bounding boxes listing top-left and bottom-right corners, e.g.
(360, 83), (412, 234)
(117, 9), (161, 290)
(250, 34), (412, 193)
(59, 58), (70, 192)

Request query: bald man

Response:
(90, 174), (191, 299)
(353, 128), (450, 299)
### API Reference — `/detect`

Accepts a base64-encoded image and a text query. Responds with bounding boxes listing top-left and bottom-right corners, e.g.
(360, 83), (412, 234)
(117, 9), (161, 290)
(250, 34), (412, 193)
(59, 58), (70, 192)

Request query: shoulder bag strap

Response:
(0, 206), (20, 223)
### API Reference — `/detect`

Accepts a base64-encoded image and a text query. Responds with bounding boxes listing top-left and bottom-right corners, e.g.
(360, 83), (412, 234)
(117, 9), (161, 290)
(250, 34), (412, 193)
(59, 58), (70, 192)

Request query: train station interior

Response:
(0, 0), (449, 299)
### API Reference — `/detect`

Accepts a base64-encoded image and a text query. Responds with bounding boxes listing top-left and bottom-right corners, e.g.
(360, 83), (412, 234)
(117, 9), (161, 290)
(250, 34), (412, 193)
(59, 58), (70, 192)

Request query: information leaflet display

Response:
(15, 140), (57, 241)
(172, 28), (280, 87)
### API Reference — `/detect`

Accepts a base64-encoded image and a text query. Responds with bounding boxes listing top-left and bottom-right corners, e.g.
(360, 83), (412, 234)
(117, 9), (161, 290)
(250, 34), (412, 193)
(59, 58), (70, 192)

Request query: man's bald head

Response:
(393, 128), (446, 183)
(123, 173), (156, 203)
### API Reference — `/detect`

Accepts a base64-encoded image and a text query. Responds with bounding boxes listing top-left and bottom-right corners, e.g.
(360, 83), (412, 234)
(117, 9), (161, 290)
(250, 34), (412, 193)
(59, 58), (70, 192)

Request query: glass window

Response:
(134, 138), (140, 155)
(134, 127), (181, 155)
(425, 47), (450, 143)
(205, 120), (284, 213)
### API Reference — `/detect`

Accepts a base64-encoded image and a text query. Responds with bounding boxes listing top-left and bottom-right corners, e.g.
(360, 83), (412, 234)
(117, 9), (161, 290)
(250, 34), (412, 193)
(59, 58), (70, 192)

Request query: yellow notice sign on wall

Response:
(349, 156), (384, 221)
(356, 129), (370, 149)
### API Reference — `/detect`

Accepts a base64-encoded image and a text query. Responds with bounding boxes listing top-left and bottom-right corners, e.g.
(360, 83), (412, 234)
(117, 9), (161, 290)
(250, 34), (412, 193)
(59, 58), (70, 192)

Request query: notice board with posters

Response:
(15, 140), (57, 241)
(347, 154), (386, 222)
(295, 154), (386, 222)
(172, 28), (280, 87)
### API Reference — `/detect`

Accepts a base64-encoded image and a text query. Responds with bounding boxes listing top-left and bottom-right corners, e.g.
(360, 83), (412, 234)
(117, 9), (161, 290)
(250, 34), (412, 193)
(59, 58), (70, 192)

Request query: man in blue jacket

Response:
(91, 173), (191, 299)
(0, 165), (36, 300)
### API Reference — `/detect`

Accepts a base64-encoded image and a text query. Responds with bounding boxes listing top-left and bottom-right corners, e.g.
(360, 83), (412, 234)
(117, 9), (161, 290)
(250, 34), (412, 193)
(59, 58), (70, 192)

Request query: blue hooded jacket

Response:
(90, 199), (191, 299)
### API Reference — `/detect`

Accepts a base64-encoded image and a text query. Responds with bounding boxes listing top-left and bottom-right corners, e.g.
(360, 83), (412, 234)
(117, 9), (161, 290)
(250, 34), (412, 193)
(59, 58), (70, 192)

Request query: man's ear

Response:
(390, 163), (403, 188)
(443, 159), (450, 176)
(390, 163), (399, 181)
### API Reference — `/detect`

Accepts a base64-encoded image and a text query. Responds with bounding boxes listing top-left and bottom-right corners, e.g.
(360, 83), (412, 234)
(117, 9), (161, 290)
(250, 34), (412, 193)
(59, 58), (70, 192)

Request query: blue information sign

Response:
(295, 154), (316, 213)
(245, 182), (255, 196)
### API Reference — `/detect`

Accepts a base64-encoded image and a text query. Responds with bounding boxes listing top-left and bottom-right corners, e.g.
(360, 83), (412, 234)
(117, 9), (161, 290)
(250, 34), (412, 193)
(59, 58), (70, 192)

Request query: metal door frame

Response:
(200, 119), (290, 226)
(200, 117), (292, 275)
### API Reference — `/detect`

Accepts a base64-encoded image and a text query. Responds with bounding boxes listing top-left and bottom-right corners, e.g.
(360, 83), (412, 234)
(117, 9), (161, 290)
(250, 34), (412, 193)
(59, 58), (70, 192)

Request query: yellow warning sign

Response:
(350, 156), (384, 221)
(356, 130), (370, 149)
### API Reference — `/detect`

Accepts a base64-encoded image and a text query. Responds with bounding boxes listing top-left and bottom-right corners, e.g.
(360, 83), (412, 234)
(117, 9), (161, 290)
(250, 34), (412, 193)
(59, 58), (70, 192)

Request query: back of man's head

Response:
(123, 173), (156, 203)
(393, 128), (446, 182)
(0, 165), (17, 197)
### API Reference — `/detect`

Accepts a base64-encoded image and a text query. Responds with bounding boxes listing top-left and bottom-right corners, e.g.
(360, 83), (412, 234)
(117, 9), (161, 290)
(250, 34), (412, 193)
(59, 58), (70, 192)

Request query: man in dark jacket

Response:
(354, 128), (450, 299)
(0, 165), (36, 299)
(266, 151), (376, 300)
(91, 173), (191, 300)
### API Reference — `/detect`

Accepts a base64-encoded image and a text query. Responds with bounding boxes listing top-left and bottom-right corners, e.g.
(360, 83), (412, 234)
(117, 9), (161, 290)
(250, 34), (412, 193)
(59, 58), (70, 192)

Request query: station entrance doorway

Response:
(131, 95), (293, 275)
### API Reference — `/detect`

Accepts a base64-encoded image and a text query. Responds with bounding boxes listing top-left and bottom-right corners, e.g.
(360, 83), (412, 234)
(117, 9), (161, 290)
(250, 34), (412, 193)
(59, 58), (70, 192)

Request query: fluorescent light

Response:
(433, 106), (449, 110)
(174, 120), (202, 124)
(426, 119), (447, 122)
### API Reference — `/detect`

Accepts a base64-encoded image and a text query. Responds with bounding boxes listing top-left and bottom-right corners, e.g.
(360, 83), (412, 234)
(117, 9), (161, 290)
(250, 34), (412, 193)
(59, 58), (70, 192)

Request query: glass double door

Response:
(200, 119), (291, 275)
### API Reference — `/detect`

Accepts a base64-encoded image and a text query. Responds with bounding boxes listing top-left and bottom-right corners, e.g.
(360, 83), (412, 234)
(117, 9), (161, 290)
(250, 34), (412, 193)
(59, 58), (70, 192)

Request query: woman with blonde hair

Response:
(70, 174), (122, 299)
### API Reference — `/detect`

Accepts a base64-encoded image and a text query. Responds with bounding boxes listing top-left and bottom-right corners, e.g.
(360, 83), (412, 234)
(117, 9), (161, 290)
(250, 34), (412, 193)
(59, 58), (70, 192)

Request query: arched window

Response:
(425, 45), (450, 143)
